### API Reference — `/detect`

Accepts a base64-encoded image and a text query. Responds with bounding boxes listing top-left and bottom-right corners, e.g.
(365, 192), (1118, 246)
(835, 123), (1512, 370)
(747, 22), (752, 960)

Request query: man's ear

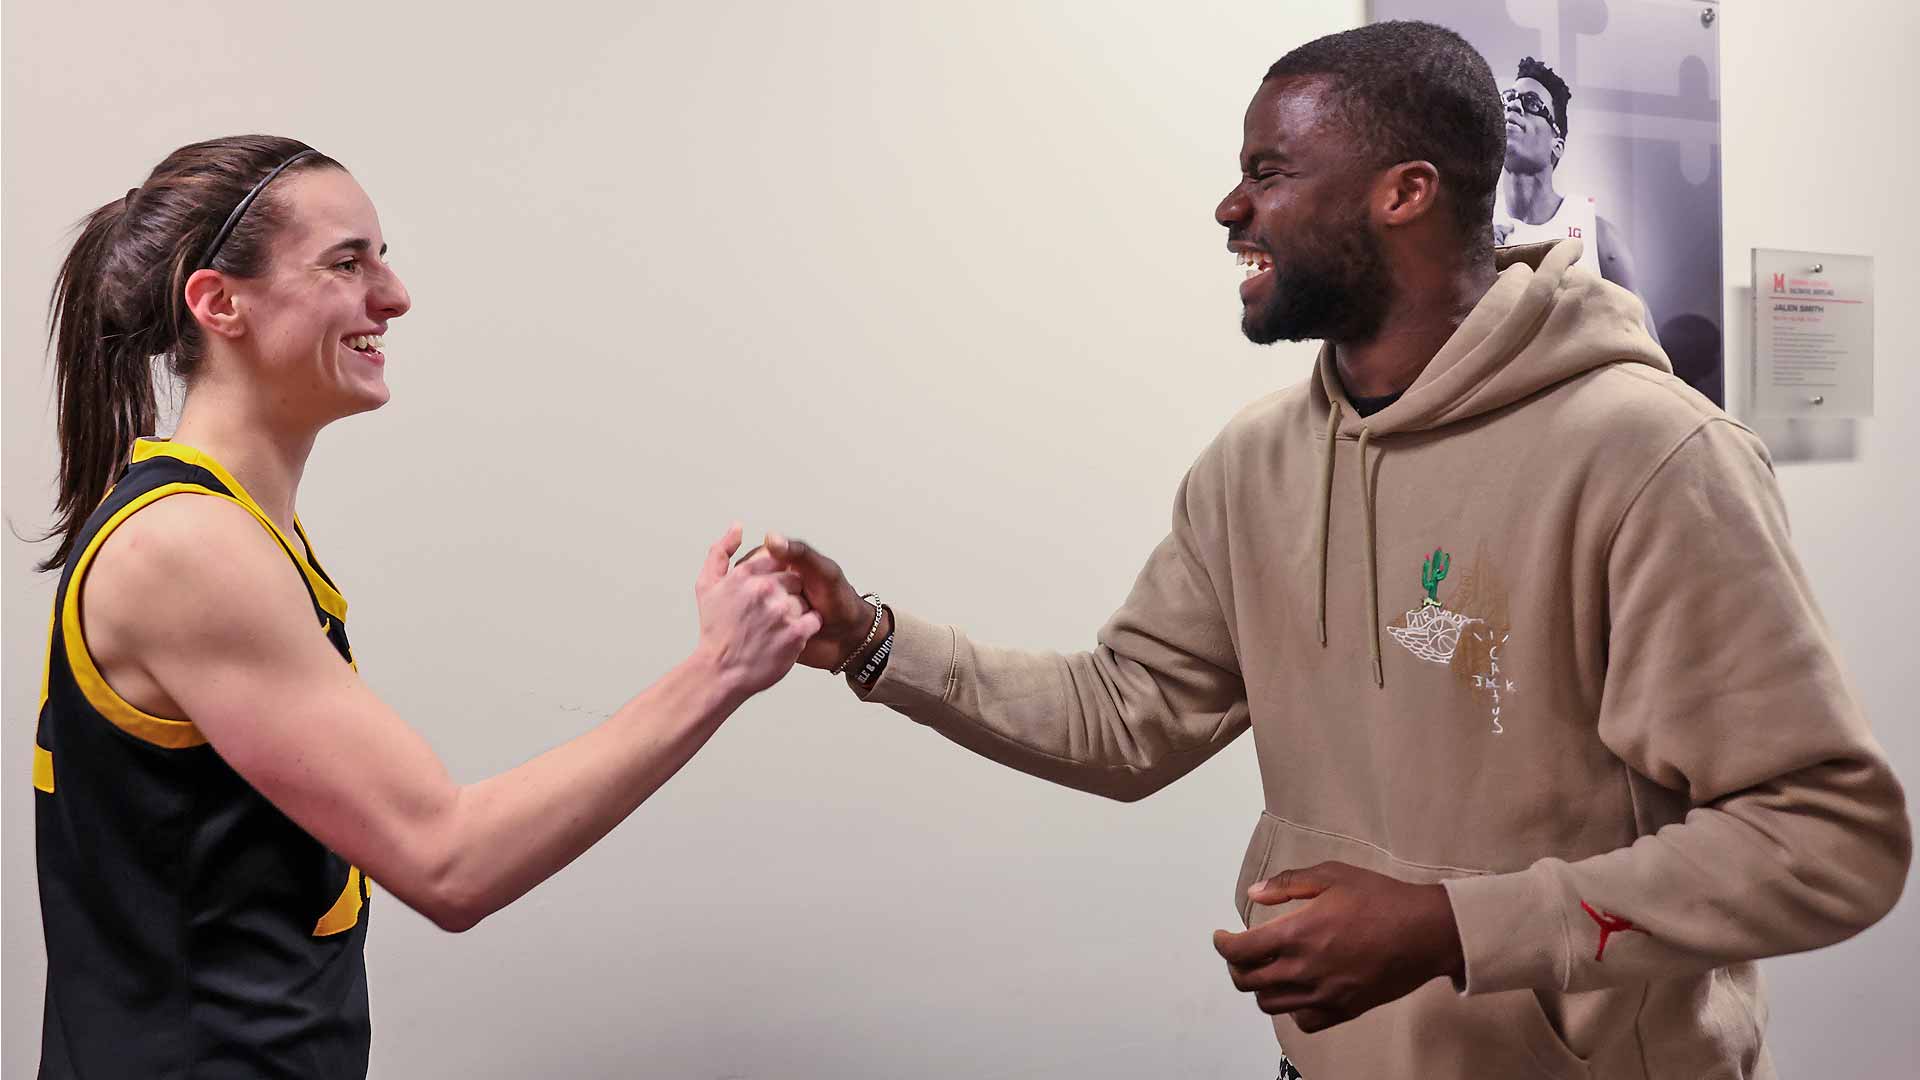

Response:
(1375, 160), (1442, 229)
(183, 268), (245, 341)
(1550, 135), (1566, 168)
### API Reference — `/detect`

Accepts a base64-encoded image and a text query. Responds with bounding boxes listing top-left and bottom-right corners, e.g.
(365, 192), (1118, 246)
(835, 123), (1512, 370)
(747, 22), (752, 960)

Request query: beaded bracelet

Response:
(831, 593), (884, 675)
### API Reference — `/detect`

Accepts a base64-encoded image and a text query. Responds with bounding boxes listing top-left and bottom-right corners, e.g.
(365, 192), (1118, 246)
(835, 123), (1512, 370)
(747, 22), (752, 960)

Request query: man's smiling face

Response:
(1214, 75), (1395, 345)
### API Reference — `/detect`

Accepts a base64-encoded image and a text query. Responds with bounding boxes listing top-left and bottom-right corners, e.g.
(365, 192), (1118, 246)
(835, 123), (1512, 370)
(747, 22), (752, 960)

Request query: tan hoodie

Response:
(855, 240), (1910, 1078)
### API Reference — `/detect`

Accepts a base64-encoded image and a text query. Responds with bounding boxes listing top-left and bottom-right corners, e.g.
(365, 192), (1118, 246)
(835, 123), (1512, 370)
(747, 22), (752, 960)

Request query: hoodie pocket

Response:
(1510, 990), (1597, 1079)
(1237, 811), (1595, 1079)
(1233, 811), (1282, 926)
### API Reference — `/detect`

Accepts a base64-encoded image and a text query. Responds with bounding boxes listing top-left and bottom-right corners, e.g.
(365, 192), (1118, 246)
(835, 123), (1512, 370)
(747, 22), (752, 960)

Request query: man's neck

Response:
(170, 384), (317, 544)
(1501, 167), (1562, 226)
(1335, 257), (1498, 400)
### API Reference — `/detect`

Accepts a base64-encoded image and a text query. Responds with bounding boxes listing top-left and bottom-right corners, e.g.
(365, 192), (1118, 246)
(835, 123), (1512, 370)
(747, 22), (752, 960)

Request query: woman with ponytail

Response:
(31, 138), (820, 1078)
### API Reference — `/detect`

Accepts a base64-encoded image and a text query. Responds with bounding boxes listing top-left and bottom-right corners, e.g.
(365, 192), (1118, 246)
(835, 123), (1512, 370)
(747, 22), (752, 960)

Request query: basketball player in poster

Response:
(1494, 56), (1660, 342)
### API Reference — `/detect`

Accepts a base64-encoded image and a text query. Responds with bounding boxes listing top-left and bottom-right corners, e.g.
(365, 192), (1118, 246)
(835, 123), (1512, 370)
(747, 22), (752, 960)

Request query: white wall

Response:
(3, 2), (1912, 1076)
(1714, 2), (1920, 1069)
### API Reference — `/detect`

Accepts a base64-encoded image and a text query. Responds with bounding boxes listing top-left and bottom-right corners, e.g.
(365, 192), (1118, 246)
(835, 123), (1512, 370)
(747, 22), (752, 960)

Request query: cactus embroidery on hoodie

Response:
(1389, 544), (1518, 735)
(1387, 548), (1477, 664)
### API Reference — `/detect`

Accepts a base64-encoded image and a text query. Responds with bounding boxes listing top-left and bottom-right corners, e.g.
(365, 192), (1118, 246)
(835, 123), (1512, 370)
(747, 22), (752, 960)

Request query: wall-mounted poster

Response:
(1369, 0), (1724, 405)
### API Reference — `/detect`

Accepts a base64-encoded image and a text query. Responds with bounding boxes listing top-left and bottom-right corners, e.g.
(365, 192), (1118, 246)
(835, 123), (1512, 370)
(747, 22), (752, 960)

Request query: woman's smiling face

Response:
(231, 167), (412, 424)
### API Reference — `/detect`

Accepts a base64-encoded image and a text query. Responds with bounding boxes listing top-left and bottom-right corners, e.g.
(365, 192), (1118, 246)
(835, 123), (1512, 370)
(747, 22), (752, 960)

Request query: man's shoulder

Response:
(1213, 380), (1314, 449)
(1552, 362), (1758, 463)
(1592, 213), (1625, 254)
(1167, 379), (1316, 497)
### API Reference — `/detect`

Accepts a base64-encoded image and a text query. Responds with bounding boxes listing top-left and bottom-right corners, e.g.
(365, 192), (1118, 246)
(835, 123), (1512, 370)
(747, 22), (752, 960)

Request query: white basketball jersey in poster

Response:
(1496, 192), (1598, 268)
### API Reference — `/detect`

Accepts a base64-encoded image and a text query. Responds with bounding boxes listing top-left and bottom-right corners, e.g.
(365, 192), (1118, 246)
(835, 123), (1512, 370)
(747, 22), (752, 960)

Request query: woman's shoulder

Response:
(84, 492), (310, 654)
(74, 491), (306, 722)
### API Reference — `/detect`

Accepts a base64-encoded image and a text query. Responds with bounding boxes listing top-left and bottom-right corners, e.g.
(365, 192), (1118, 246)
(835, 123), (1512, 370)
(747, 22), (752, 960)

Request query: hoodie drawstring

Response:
(1315, 403), (1341, 646)
(1356, 426), (1383, 688)
(1315, 403), (1386, 688)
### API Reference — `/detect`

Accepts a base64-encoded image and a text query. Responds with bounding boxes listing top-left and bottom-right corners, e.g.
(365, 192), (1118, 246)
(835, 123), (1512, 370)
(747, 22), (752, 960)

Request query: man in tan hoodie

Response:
(763, 20), (1910, 1078)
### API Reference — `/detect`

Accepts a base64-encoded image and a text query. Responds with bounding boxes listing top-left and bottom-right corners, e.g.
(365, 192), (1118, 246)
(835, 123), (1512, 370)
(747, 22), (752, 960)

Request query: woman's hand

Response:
(693, 524), (822, 697)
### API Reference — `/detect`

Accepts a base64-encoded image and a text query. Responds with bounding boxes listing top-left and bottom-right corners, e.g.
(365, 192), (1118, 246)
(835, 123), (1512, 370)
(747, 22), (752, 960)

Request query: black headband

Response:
(196, 148), (320, 271)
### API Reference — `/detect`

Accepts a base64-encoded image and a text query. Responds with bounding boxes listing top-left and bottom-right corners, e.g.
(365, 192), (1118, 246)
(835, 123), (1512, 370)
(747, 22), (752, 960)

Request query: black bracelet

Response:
(853, 628), (894, 687)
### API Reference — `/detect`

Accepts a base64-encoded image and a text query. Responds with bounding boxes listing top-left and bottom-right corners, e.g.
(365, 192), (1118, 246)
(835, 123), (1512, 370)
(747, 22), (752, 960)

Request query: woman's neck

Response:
(169, 386), (317, 543)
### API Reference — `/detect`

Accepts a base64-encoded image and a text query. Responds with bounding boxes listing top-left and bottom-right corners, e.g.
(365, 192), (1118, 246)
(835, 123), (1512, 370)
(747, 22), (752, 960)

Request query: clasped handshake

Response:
(688, 525), (889, 697)
(688, 523), (1467, 1033)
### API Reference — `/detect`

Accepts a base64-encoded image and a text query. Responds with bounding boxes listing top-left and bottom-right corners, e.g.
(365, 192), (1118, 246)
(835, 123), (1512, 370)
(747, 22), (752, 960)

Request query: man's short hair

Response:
(1265, 21), (1505, 238)
(1515, 56), (1572, 141)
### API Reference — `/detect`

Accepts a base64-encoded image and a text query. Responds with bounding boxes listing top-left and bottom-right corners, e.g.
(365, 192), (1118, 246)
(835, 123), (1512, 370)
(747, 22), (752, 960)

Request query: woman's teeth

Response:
(345, 334), (385, 352)
(1236, 251), (1273, 279)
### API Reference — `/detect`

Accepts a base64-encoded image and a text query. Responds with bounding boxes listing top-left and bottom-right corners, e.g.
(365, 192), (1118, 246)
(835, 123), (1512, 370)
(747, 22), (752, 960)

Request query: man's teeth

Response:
(1236, 251), (1273, 278)
(345, 334), (385, 351)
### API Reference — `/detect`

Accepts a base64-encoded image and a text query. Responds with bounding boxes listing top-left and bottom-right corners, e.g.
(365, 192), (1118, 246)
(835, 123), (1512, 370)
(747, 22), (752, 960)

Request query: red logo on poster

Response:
(1568, 226), (1582, 238)
(1771, 272), (1787, 292)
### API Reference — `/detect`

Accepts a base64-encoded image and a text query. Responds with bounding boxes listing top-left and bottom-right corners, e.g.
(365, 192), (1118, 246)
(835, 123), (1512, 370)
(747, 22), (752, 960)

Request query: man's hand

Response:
(1212, 861), (1465, 1033)
(756, 532), (890, 672)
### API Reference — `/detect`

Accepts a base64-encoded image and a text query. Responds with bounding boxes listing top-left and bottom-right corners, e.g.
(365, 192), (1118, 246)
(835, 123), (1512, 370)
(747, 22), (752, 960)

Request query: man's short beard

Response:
(1241, 210), (1394, 345)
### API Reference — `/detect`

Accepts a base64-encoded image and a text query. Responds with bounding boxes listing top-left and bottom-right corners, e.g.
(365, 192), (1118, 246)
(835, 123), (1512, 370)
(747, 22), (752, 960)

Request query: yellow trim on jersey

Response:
(43, 480), (122, 709)
(313, 866), (364, 936)
(33, 745), (55, 793)
(132, 440), (348, 622)
(61, 483), (220, 749)
(40, 602), (58, 709)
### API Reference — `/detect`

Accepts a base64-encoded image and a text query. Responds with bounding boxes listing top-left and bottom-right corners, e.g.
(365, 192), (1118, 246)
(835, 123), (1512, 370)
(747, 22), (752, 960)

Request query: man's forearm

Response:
(854, 609), (1248, 802)
(1442, 757), (1910, 995)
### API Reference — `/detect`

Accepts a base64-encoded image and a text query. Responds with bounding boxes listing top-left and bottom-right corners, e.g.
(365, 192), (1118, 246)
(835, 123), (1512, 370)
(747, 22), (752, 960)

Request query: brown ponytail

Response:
(38, 135), (341, 571)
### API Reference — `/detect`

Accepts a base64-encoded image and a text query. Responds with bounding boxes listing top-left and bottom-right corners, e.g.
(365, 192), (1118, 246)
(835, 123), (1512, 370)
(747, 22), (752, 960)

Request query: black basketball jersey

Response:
(34, 439), (372, 1079)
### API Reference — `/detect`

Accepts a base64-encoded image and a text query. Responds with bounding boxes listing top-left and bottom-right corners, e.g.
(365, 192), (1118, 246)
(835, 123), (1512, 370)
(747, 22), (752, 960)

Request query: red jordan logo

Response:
(1579, 900), (1644, 962)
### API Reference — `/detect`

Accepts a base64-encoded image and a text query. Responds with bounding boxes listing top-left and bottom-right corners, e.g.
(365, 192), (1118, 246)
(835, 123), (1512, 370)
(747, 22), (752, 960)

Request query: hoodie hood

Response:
(1311, 238), (1671, 436)
(1306, 238), (1672, 686)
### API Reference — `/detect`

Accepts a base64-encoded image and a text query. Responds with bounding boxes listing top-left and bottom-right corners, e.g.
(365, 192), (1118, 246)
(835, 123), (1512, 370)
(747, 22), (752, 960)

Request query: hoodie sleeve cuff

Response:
(1441, 864), (1572, 995)
(846, 609), (956, 709)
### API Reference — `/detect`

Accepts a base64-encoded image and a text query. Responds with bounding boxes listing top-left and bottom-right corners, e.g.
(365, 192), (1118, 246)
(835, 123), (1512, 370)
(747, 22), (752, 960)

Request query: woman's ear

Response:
(184, 268), (245, 340)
